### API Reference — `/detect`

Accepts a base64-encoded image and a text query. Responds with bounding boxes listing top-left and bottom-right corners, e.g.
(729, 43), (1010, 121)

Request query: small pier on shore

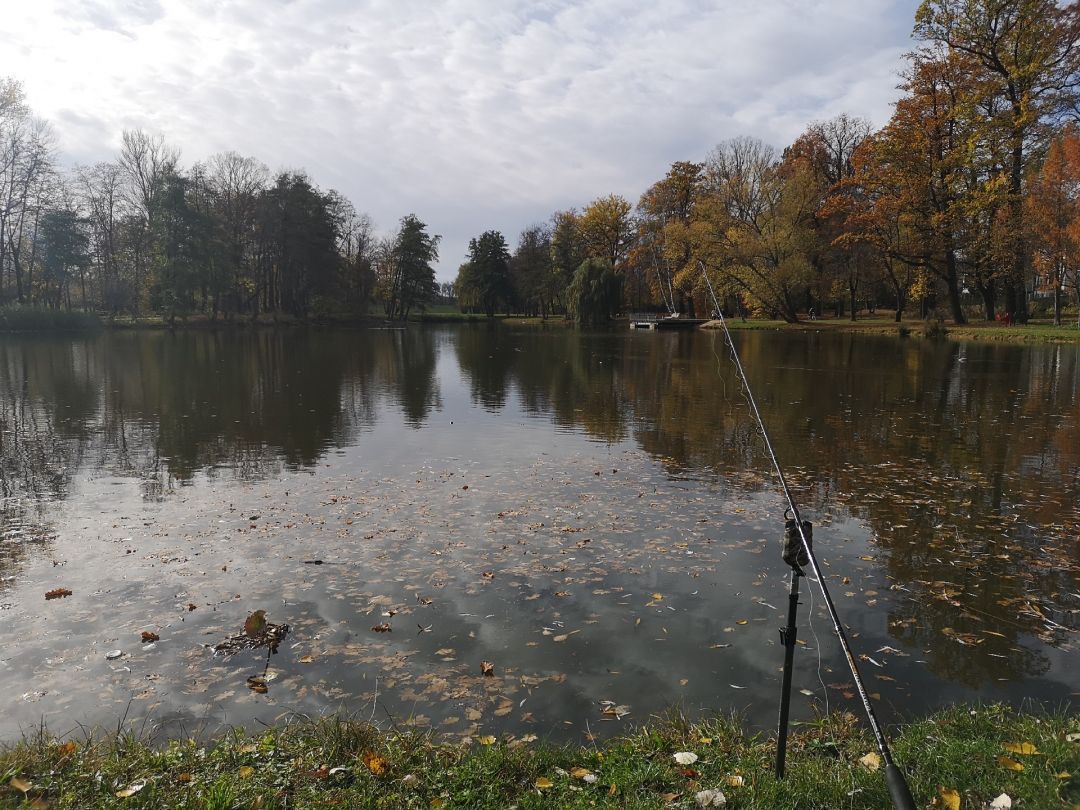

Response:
(629, 314), (708, 330)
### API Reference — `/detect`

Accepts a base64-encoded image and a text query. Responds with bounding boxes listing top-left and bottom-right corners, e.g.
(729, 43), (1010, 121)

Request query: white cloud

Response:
(2, 0), (914, 278)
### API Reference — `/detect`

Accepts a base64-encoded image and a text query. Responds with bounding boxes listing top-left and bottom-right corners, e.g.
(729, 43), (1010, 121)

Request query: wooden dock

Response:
(629, 316), (708, 330)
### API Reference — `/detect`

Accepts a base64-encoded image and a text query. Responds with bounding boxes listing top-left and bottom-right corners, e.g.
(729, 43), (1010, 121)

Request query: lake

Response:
(1, 325), (1077, 745)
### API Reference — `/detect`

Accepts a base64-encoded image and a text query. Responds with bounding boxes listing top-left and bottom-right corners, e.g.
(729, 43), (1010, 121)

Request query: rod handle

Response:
(885, 764), (916, 810)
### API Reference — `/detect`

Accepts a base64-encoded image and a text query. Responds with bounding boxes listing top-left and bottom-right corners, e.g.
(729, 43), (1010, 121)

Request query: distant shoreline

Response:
(2, 309), (1079, 344)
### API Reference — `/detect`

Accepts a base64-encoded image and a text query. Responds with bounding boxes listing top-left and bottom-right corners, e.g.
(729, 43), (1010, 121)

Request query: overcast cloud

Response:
(3, 0), (916, 278)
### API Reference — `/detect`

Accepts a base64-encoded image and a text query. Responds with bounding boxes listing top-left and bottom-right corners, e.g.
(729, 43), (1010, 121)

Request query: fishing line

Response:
(806, 573), (829, 716)
(699, 264), (915, 810)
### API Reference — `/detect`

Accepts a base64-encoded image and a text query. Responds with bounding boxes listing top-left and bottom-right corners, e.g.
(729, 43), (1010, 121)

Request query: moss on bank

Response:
(2, 705), (1077, 808)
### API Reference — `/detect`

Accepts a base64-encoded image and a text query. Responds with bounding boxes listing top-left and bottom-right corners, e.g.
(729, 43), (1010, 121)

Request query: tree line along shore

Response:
(3, 1), (1080, 331)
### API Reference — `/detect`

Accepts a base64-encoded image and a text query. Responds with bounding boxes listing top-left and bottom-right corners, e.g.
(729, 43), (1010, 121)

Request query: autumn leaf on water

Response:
(362, 751), (388, 776)
(244, 610), (267, 637)
(140, 631), (160, 643)
(246, 675), (268, 694)
(299, 655), (314, 663)
(44, 588), (72, 600)
(480, 660), (494, 676)
(371, 622), (392, 633)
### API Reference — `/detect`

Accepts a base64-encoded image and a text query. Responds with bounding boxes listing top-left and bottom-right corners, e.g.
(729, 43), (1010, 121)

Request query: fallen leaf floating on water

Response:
(44, 588), (72, 600)
(246, 675), (268, 694)
(299, 655), (314, 663)
(362, 752), (388, 776)
(997, 756), (1025, 771)
(140, 631), (159, 643)
(600, 701), (631, 719)
(480, 660), (494, 676)
(989, 794), (1013, 809)
(115, 782), (146, 797)
(673, 752), (699, 766)
(371, 623), (392, 633)
(244, 610), (267, 637)
(1003, 742), (1037, 755)
(937, 786), (960, 810)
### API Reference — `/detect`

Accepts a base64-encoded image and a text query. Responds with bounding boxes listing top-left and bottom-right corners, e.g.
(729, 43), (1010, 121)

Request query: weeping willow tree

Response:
(566, 258), (623, 326)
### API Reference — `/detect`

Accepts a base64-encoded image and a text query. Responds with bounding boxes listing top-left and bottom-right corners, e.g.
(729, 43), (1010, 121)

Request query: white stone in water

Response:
(105, 650), (123, 660)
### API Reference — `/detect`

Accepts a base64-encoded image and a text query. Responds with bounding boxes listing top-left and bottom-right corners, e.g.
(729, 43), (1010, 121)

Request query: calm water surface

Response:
(0, 326), (1077, 744)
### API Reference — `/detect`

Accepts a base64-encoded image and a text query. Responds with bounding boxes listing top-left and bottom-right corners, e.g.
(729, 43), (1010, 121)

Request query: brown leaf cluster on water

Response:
(213, 611), (290, 657)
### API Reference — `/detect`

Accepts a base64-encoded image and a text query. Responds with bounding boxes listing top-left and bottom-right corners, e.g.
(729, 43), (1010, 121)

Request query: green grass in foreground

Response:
(2, 705), (1077, 808)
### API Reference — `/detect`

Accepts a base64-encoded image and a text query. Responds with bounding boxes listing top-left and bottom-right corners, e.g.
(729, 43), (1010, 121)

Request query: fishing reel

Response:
(782, 513), (812, 571)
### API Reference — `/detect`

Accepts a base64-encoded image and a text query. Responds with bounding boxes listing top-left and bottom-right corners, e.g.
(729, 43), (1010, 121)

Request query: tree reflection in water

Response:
(0, 327), (1077, 692)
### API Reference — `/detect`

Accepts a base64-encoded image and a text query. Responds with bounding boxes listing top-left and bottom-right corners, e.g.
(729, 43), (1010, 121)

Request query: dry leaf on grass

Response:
(937, 786), (960, 810)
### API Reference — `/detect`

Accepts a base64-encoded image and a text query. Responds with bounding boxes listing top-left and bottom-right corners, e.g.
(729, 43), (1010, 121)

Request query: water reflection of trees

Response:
(455, 328), (1080, 687)
(0, 329), (443, 502)
(2, 327), (1077, 687)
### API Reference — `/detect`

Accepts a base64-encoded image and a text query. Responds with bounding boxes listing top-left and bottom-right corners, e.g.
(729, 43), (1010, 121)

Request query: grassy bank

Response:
(704, 314), (1080, 344)
(0, 305), (101, 332)
(2, 705), (1077, 808)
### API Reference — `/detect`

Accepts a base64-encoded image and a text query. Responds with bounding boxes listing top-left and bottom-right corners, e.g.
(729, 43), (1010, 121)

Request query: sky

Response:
(3, 0), (918, 279)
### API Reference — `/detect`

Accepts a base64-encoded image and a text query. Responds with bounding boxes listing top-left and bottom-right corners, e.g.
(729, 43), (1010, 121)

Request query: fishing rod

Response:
(699, 265), (916, 810)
